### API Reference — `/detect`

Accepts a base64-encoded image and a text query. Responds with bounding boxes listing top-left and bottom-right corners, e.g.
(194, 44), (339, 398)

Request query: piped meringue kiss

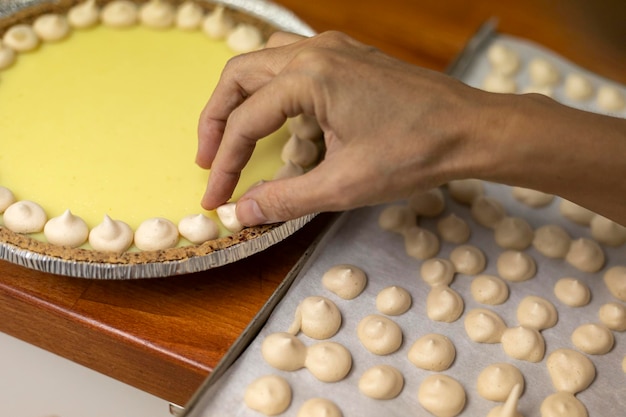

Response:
(0, 186), (16, 213)
(178, 214), (219, 244)
(420, 258), (456, 287)
(471, 274), (509, 305)
(471, 196), (506, 228)
(604, 266), (626, 301)
(565, 238), (605, 273)
(447, 179), (484, 205)
(437, 213), (471, 244)
(43, 209), (89, 247)
(532, 224), (571, 259)
(297, 398), (342, 417)
(33, 14), (71, 42)
(288, 296), (342, 340)
(487, 43), (520, 75)
(261, 332), (307, 371)
(571, 323), (614, 355)
(216, 202), (244, 233)
(528, 57), (560, 87)
(134, 217), (179, 250)
(403, 226), (440, 260)
(449, 244), (486, 275)
(288, 114), (323, 141)
(516, 295), (558, 331)
(408, 188), (445, 217)
(599, 302), (626, 331)
(202, 5), (235, 39)
(407, 333), (456, 371)
(559, 200), (595, 225)
(67, 0), (100, 29)
(464, 308), (507, 344)
(89, 215), (134, 253)
(139, 0), (176, 29)
(426, 286), (464, 323)
(540, 392), (587, 417)
(101, 0), (139, 28)
(494, 216), (534, 250)
(590, 215), (626, 246)
(281, 134), (319, 168)
(554, 277), (590, 307)
(418, 374), (466, 417)
(273, 160), (305, 180)
(501, 326), (545, 362)
(2, 24), (40, 52)
(358, 364), (404, 400)
(497, 250), (537, 282)
(305, 341), (352, 382)
(321, 264), (367, 300)
(511, 186), (554, 207)
(477, 363), (524, 402)
(597, 85), (626, 112)
(546, 348), (595, 394)
(175, 1), (204, 30)
(357, 314), (403, 355)
(227, 24), (263, 53)
(244, 375), (291, 416)
(564, 73), (594, 101)
(378, 205), (415, 233)
(376, 286), (412, 316)
(3, 200), (47, 233)
(482, 71), (517, 94)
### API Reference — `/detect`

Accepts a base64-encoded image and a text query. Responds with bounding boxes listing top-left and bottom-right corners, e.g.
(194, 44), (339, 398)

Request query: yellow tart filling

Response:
(0, 3), (289, 251)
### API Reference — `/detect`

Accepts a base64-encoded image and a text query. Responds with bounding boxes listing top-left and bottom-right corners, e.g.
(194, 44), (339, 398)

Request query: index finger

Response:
(201, 67), (318, 209)
(196, 32), (306, 169)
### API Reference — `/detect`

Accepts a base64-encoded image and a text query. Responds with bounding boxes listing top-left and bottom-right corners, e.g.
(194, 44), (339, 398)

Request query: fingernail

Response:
(237, 199), (268, 226)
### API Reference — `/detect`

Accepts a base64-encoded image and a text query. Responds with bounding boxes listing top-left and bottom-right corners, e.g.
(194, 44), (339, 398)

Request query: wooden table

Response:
(1, 0), (624, 408)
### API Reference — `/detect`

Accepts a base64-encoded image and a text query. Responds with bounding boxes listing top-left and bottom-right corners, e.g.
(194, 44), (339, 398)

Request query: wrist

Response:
(462, 92), (559, 187)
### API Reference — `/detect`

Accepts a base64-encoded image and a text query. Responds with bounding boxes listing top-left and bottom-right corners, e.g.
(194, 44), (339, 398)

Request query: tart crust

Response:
(0, 222), (282, 264)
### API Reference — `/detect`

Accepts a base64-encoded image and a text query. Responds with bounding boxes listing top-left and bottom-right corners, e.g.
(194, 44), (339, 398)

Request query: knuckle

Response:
(289, 48), (337, 79)
(316, 30), (377, 53)
(223, 53), (244, 72)
(291, 46), (329, 66)
(266, 31), (292, 47)
(316, 30), (353, 47)
(266, 31), (285, 45)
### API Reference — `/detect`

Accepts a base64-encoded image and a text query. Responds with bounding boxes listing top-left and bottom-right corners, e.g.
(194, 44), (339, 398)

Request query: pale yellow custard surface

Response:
(0, 24), (287, 243)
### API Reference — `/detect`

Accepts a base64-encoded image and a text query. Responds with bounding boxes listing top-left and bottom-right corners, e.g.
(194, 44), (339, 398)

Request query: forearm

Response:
(468, 92), (626, 224)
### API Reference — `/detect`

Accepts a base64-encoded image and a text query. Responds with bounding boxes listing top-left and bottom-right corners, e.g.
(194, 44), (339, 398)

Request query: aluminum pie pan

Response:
(0, 214), (316, 279)
(0, 0), (316, 36)
(0, 0), (315, 279)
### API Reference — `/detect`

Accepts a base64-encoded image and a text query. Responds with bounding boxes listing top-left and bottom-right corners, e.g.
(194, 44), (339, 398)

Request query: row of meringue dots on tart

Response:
(0, 193), (228, 252)
(0, 0), (265, 71)
(0, 113), (323, 253)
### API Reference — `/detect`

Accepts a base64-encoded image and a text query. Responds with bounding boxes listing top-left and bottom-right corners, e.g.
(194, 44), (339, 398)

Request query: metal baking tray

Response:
(455, 25), (626, 119)
(179, 23), (626, 417)
(0, 0), (316, 279)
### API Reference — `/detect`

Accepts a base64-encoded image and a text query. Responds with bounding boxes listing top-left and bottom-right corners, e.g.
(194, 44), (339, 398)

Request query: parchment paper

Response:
(182, 33), (626, 417)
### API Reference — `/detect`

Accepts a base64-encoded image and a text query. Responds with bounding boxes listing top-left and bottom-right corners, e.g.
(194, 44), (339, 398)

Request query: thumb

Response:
(235, 170), (335, 226)
(236, 198), (272, 226)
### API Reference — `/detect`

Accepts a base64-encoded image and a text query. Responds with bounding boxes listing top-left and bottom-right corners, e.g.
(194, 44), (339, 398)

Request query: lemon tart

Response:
(0, 0), (317, 277)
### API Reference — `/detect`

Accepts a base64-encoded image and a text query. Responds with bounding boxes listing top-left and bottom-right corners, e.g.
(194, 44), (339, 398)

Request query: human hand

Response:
(197, 31), (484, 226)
